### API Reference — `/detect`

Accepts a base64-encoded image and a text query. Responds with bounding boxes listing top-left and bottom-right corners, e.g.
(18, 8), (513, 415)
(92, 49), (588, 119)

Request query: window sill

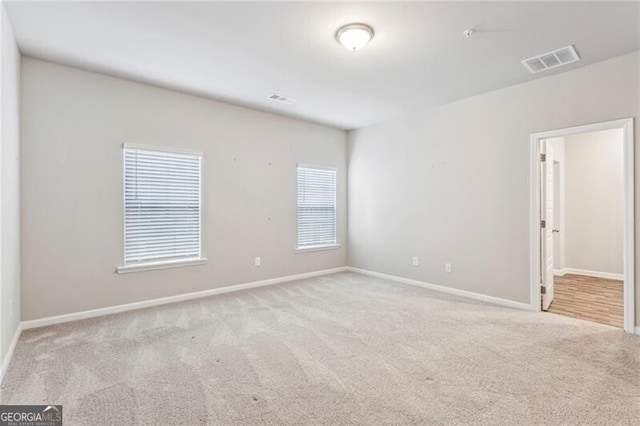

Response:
(295, 244), (341, 253)
(116, 257), (207, 274)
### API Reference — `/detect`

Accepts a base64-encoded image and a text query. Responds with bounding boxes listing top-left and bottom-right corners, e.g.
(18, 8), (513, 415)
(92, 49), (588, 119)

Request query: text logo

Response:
(0, 405), (62, 426)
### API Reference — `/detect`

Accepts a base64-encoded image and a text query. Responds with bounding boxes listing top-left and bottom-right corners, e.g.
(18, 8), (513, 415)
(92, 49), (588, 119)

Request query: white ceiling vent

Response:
(521, 45), (580, 74)
(267, 93), (297, 105)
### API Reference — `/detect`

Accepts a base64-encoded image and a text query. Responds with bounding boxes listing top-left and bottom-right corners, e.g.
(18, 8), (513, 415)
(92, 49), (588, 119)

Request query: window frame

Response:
(295, 163), (340, 252)
(117, 143), (206, 274)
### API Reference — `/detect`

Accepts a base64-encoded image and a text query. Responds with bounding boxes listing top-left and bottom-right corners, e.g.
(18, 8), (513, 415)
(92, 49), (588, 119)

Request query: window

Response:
(297, 165), (338, 250)
(118, 144), (204, 273)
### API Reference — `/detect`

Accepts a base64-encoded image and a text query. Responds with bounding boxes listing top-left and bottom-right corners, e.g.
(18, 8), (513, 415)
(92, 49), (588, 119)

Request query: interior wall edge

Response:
(0, 322), (21, 387)
(0, 1), (21, 375)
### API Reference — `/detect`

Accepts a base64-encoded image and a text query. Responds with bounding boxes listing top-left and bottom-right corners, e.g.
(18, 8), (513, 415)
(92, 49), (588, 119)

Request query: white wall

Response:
(564, 129), (624, 275)
(21, 58), (347, 321)
(0, 3), (21, 370)
(348, 52), (639, 326)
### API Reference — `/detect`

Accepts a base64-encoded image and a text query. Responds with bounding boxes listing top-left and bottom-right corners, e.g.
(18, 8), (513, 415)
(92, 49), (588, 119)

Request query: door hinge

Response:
(540, 219), (546, 228)
(540, 153), (546, 162)
(541, 285), (546, 295)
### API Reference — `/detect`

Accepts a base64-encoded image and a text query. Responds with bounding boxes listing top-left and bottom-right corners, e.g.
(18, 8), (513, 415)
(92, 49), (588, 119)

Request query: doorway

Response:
(529, 118), (635, 333)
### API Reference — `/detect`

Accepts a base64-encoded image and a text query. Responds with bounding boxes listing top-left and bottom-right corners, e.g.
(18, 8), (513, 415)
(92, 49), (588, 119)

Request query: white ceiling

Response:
(5, 1), (639, 130)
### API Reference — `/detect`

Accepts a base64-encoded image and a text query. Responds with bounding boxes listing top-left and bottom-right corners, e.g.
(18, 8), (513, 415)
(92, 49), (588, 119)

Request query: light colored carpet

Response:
(1, 271), (639, 425)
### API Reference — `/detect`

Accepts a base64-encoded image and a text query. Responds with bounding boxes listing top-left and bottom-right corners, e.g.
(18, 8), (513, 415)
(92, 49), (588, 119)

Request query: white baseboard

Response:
(346, 267), (534, 311)
(21, 266), (349, 330)
(558, 268), (624, 281)
(0, 324), (23, 386)
(636, 327), (640, 336)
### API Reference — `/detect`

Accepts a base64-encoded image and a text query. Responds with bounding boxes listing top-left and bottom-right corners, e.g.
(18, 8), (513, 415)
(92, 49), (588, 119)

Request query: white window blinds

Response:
(297, 165), (337, 248)
(123, 145), (202, 265)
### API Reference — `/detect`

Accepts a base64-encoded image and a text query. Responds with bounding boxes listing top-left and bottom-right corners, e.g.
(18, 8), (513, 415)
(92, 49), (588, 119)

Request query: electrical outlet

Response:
(254, 257), (261, 267)
(412, 257), (419, 266)
(445, 263), (452, 273)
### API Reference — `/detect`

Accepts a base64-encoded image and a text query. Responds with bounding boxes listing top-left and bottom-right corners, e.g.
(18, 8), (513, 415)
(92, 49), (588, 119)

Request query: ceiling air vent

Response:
(521, 45), (580, 74)
(267, 93), (297, 105)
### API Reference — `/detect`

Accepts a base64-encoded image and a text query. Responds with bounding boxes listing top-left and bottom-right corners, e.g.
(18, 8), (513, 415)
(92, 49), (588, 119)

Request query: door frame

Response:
(529, 118), (635, 333)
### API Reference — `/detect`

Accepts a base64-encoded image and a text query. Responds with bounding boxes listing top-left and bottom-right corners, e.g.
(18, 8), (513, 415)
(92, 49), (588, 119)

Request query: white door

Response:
(541, 141), (555, 310)
(553, 162), (562, 269)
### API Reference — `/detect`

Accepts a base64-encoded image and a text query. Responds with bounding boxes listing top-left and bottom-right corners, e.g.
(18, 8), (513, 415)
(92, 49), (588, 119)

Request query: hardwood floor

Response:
(547, 274), (623, 328)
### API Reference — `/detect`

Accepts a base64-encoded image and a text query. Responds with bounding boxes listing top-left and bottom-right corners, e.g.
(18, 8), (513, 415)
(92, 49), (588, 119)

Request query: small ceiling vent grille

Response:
(268, 93), (297, 105)
(522, 45), (580, 74)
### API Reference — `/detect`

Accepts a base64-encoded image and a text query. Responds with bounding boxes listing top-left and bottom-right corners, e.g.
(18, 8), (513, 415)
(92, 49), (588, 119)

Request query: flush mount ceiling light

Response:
(335, 23), (374, 52)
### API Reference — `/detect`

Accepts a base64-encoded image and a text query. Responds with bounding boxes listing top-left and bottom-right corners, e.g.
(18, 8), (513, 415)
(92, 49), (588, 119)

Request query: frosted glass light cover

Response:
(335, 24), (374, 51)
